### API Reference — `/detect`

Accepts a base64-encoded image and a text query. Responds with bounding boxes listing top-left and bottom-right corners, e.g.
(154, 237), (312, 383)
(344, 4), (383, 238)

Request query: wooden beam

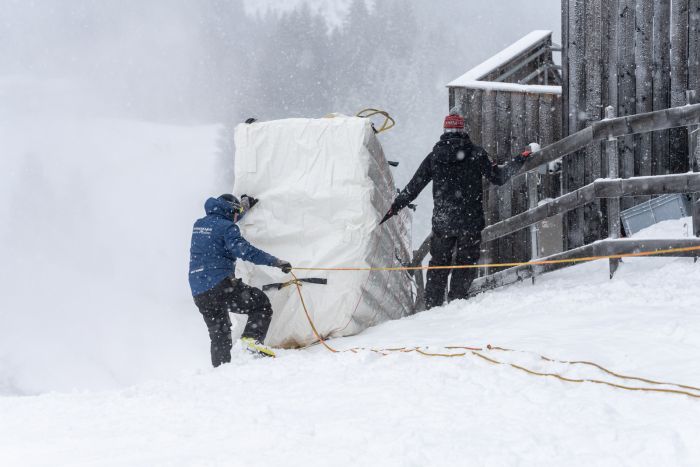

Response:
(586, 0), (604, 169)
(604, 0), (620, 113)
(518, 103), (700, 177)
(520, 127), (594, 173)
(470, 238), (700, 295)
(585, 0), (604, 243)
(468, 90), (483, 146)
(482, 90), (497, 161)
(635, 0), (654, 184)
(526, 93), (541, 146)
(481, 90), (498, 269)
(538, 93), (560, 199)
(603, 0), (620, 203)
(605, 106), (622, 240)
(511, 93), (527, 153)
(496, 91), (513, 261)
(653, 0), (672, 175)
(410, 232), (432, 312)
(410, 233), (433, 268)
(495, 91), (512, 164)
(510, 93), (529, 261)
(481, 173), (700, 242)
(618, 0), (637, 210)
(460, 89), (474, 134)
(561, 0), (570, 137)
(694, 196), (700, 237)
(689, 0), (700, 97)
(563, 0), (587, 250)
(591, 103), (700, 139)
(671, 0), (690, 173)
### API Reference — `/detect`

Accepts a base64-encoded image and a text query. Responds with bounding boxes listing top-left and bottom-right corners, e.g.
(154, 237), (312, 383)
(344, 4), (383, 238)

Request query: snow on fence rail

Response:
(481, 173), (700, 243)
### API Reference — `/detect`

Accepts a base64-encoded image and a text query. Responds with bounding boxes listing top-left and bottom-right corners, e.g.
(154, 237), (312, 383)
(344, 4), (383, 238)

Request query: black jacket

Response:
(393, 132), (524, 236)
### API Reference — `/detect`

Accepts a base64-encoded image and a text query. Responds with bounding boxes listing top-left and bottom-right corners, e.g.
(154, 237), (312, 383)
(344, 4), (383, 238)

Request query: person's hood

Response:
(432, 132), (473, 164)
(204, 196), (235, 219)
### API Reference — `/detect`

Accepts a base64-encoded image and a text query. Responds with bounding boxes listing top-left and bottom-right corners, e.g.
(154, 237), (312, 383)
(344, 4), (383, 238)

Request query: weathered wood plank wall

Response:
(563, 0), (587, 249)
(453, 86), (562, 264)
(653, 0), (672, 176)
(670, 0), (689, 173)
(448, 32), (563, 265)
(691, 1), (700, 102)
(562, 0), (700, 243)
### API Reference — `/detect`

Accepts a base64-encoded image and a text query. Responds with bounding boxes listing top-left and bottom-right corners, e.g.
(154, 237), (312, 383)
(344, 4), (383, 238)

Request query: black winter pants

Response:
(193, 276), (273, 367)
(424, 231), (481, 309)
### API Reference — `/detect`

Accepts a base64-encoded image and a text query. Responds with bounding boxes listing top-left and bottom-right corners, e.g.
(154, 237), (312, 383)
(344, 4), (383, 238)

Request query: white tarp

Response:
(233, 115), (413, 348)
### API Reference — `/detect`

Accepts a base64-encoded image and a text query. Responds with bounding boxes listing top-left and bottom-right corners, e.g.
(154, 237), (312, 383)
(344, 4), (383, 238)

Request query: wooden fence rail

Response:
(519, 102), (700, 174)
(482, 173), (700, 242)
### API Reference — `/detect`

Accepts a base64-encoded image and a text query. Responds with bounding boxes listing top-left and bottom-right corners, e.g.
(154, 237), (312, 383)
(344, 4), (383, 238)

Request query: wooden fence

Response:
(410, 102), (700, 309)
(561, 0), (700, 249)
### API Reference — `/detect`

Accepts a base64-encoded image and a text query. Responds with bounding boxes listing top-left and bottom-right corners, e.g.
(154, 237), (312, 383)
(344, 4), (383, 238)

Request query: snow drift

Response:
(2, 218), (699, 466)
(233, 116), (413, 348)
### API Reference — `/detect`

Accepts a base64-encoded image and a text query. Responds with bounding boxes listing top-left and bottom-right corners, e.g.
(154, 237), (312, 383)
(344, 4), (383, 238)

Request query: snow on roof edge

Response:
(447, 80), (561, 95)
(447, 30), (553, 87)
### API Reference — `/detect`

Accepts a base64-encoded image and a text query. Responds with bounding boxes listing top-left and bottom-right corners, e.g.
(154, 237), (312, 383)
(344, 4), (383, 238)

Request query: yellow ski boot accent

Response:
(241, 337), (276, 358)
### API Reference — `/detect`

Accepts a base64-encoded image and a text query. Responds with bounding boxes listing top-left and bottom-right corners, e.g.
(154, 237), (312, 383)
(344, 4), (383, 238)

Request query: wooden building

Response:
(446, 30), (563, 264)
(408, 3), (700, 307)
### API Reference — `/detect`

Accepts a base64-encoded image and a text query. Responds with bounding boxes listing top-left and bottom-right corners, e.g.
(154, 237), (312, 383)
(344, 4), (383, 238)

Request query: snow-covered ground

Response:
(2, 102), (699, 465)
(2, 217), (699, 465)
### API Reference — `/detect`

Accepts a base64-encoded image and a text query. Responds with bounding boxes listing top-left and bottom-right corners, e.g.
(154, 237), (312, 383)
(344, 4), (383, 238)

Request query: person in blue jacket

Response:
(189, 194), (291, 365)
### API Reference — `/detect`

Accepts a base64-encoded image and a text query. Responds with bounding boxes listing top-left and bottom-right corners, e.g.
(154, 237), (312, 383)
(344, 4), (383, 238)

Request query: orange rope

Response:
(290, 272), (339, 353)
(485, 345), (700, 392)
(291, 244), (700, 272)
(288, 270), (700, 400)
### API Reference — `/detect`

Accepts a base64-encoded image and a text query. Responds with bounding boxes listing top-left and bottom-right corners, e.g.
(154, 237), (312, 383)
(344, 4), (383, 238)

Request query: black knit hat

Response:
(218, 194), (241, 210)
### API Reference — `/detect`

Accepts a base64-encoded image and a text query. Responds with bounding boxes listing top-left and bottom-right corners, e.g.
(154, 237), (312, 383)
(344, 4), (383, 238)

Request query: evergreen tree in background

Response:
(214, 0), (445, 192)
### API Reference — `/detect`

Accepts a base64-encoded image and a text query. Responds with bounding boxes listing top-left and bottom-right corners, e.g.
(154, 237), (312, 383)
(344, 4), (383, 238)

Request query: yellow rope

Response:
(290, 272), (339, 353)
(485, 345), (700, 392)
(356, 108), (396, 133)
(289, 262), (700, 399)
(292, 244), (700, 272)
(470, 351), (700, 399)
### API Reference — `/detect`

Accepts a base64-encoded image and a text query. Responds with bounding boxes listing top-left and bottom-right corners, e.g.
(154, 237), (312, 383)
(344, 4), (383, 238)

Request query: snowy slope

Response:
(1, 219), (699, 466)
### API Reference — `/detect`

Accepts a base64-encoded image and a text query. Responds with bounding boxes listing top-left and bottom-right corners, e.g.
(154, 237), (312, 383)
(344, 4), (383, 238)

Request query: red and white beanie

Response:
(443, 113), (465, 131)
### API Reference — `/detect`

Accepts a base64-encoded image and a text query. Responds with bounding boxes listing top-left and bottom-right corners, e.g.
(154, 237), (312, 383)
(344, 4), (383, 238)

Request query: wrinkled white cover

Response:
(233, 116), (413, 348)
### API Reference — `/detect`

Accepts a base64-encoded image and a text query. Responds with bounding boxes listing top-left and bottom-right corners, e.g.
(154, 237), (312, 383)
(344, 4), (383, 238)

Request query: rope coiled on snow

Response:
(288, 243), (700, 400)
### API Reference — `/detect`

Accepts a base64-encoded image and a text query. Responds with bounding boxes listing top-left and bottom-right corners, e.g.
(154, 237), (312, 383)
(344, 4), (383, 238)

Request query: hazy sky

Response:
(1, 0), (561, 121)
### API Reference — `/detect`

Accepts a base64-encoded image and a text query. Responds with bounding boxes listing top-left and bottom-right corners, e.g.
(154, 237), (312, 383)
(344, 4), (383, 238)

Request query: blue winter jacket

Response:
(189, 197), (279, 297)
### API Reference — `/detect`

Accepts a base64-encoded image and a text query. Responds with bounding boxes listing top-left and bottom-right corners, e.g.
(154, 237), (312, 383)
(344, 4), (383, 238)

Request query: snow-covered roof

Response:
(447, 30), (561, 95)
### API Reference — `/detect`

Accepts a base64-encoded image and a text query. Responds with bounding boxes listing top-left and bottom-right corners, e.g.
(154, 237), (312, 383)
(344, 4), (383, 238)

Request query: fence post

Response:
(604, 106), (621, 277)
(689, 91), (700, 240)
(686, 91), (700, 241)
(527, 142), (541, 284)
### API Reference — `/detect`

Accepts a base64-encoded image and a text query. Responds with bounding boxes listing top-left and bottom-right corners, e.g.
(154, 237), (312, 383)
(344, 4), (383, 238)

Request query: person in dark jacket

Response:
(382, 114), (531, 309)
(189, 194), (291, 365)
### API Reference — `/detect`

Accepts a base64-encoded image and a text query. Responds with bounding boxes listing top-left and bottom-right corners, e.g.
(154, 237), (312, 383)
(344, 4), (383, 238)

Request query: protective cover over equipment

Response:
(233, 115), (413, 348)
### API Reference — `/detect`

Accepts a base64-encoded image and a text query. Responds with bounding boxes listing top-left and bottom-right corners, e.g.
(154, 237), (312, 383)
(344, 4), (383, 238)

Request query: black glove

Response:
(245, 117), (257, 124)
(240, 194), (259, 211)
(276, 260), (292, 274)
